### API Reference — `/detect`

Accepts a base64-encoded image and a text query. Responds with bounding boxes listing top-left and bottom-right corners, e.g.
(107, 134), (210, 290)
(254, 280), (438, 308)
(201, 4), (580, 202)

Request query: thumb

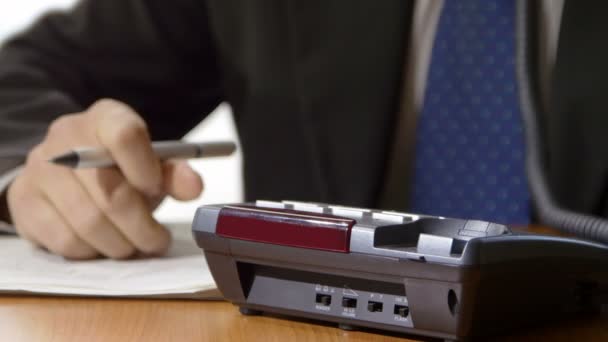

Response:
(162, 161), (204, 201)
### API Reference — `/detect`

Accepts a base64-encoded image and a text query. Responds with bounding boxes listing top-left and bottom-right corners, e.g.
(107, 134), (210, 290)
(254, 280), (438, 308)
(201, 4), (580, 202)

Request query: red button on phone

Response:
(216, 205), (356, 253)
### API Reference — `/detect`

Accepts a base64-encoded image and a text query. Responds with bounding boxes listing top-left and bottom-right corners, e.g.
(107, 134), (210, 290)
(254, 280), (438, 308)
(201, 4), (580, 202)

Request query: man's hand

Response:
(6, 99), (203, 259)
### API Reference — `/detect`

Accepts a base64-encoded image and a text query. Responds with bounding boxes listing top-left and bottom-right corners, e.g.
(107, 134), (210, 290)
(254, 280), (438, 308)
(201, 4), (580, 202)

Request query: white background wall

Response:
(0, 0), (75, 42)
(0, 1), (244, 222)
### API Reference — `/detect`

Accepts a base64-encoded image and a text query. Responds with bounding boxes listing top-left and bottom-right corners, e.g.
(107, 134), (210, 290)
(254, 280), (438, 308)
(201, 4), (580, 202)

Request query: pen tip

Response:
(49, 152), (79, 168)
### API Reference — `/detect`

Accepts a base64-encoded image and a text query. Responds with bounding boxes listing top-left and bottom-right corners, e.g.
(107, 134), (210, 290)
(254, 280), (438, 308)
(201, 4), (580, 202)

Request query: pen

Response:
(49, 141), (237, 168)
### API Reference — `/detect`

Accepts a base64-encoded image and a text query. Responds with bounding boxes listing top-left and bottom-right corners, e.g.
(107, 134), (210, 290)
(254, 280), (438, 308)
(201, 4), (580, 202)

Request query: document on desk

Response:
(0, 223), (220, 299)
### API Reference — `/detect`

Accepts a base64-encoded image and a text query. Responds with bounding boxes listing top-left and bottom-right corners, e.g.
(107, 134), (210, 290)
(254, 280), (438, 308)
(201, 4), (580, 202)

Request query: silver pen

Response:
(49, 141), (237, 168)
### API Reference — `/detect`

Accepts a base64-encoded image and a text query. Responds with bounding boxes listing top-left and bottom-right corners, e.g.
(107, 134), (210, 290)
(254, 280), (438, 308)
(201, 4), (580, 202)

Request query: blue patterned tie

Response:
(410, 0), (530, 225)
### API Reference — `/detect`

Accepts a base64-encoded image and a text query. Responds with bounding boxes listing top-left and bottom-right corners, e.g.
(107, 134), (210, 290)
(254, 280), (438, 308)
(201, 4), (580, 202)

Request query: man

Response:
(0, 1), (605, 259)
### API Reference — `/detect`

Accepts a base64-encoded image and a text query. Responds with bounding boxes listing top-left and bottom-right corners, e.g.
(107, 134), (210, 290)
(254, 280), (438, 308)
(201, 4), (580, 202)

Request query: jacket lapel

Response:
(550, 0), (608, 213)
(283, 0), (413, 205)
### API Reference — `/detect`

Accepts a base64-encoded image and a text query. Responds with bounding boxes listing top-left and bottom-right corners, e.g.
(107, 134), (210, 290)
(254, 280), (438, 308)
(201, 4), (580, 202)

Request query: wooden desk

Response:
(1, 227), (606, 342)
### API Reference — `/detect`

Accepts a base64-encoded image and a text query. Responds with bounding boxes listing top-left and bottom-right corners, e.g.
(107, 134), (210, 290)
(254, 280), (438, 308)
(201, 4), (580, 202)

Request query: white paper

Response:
(0, 223), (219, 298)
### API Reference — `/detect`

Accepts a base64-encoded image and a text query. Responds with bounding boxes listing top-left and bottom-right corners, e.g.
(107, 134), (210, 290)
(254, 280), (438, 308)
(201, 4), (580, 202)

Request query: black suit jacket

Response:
(0, 0), (606, 218)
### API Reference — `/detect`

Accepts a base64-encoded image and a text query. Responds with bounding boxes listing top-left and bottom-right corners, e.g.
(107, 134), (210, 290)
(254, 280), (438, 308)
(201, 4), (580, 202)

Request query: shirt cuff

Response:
(0, 166), (22, 234)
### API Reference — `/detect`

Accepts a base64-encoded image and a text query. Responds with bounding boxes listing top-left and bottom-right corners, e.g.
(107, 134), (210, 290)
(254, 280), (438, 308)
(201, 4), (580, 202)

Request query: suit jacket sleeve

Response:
(0, 0), (223, 174)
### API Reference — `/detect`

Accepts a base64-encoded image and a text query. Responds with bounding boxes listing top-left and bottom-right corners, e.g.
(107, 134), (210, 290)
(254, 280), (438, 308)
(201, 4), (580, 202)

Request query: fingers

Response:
(162, 161), (204, 201)
(89, 99), (163, 197)
(7, 176), (98, 260)
(31, 153), (136, 259)
(5, 98), (195, 260)
(76, 167), (171, 255)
